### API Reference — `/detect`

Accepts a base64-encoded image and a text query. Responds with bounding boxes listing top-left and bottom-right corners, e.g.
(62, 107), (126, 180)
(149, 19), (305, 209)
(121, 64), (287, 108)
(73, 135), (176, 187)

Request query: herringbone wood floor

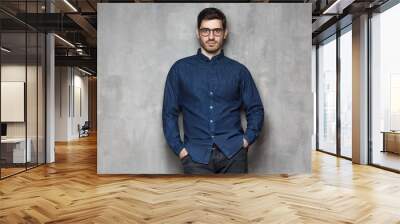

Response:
(1, 133), (400, 224)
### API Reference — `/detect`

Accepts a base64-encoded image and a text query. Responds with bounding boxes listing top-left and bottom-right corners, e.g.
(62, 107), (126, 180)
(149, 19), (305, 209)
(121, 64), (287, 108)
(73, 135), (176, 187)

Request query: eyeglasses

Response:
(199, 28), (224, 37)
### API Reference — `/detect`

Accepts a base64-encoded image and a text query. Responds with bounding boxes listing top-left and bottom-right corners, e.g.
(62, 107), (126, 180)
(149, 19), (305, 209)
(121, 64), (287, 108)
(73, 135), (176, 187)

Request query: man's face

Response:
(196, 19), (228, 54)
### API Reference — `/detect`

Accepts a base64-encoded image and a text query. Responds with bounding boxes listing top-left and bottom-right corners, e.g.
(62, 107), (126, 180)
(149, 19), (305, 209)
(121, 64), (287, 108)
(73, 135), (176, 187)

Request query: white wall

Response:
(1, 63), (46, 164)
(1, 64), (42, 138)
(1, 65), (26, 136)
(72, 72), (89, 138)
(55, 67), (89, 141)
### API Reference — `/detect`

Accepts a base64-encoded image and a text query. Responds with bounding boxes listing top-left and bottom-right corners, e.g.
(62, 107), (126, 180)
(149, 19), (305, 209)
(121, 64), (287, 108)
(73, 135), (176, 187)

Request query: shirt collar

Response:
(196, 48), (225, 62)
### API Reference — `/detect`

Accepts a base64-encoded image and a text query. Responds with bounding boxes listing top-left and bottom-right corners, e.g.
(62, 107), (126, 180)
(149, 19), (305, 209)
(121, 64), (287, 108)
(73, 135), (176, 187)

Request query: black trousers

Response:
(180, 144), (248, 174)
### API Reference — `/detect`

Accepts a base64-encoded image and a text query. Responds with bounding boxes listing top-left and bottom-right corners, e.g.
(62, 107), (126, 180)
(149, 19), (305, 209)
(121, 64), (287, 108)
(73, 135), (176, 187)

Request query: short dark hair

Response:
(197, 7), (227, 30)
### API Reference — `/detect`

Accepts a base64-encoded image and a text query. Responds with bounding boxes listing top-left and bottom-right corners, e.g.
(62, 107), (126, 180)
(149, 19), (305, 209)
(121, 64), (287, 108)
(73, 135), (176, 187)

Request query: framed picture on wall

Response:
(1, 81), (25, 122)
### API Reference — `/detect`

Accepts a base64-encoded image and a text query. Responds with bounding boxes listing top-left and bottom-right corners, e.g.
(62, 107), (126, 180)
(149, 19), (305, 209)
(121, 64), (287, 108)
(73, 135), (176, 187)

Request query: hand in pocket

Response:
(179, 148), (189, 160)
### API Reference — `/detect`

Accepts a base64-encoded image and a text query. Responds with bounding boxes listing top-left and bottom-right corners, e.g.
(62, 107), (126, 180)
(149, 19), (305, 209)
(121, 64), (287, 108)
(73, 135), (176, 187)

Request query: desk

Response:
(381, 131), (400, 154)
(1, 138), (31, 163)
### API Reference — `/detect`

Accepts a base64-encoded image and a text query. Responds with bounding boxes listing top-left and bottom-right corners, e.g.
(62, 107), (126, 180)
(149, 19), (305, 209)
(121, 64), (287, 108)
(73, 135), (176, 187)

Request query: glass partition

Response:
(0, 1), (46, 179)
(1, 30), (28, 177)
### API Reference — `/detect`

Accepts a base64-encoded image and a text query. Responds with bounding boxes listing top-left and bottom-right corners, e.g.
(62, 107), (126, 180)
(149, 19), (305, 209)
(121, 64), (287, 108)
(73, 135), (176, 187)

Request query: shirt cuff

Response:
(172, 143), (185, 156)
(244, 130), (258, 145)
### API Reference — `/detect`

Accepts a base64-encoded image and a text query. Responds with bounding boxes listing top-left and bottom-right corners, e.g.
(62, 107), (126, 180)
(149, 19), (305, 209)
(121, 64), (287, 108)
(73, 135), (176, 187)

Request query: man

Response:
(162, 7), (264, 174)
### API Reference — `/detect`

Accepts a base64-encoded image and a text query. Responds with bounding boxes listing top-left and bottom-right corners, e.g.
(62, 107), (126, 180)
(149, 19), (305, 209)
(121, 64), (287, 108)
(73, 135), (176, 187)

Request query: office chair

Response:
(79, 121), (90, 138)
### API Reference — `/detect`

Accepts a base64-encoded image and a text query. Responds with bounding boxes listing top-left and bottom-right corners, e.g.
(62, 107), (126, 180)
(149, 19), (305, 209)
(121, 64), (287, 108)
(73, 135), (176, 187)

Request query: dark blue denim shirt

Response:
(162, 48), (264, 164)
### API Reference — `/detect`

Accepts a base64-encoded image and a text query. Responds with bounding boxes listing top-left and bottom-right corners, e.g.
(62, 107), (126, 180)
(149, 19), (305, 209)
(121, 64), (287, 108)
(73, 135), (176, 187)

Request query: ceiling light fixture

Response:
(78, 67), (93, 76)
(76, 48), (84, 55)
(322, 0), (354, 15)
(323, 0), (342, 14)
(1, 47), (11, 53)
(63, 0), (78, 12)
(54, 34), (75, 48)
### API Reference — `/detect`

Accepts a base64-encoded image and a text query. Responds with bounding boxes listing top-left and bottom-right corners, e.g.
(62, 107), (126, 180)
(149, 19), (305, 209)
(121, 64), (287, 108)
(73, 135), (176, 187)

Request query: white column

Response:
(352, 14), (369, 164)
(46, 1), (56, 163)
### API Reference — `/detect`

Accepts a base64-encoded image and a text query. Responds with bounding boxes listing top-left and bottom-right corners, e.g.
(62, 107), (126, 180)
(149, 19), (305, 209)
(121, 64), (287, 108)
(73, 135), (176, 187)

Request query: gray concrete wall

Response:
(98, 3), (312, 174)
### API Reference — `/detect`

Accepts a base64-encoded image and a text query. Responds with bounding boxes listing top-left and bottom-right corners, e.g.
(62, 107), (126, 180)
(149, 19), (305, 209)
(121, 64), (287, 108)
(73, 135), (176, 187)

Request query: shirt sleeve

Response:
(162, 63), (185, 156)
(240, 65), (265, 145)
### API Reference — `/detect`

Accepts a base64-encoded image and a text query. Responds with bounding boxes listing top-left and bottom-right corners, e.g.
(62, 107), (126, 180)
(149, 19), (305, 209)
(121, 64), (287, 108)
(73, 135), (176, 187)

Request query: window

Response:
(317, 35), (337, 154)
(340, 28), (352, 158)
(371, 3), (400, 171)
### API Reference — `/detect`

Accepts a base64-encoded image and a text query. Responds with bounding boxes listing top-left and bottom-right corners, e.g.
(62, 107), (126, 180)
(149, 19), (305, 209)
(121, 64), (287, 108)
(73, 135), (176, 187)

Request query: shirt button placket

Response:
(209, 76), (217, 143)
(210, 91), (215, 139)
(209, 66), (217, 146)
